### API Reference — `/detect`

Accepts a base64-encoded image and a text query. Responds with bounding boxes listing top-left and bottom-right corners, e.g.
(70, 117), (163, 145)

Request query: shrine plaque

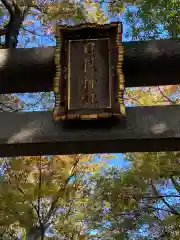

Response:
(53, 22), (125, 120)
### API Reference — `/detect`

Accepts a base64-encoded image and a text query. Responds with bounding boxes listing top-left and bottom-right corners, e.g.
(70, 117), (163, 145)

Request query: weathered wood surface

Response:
(0, 105), (179, 157)
(0, 39), (179, 93)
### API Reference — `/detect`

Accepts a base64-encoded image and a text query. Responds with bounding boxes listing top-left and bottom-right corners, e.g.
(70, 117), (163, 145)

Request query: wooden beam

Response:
(0, 39), (179, 94)
(0, 105), (179, 157)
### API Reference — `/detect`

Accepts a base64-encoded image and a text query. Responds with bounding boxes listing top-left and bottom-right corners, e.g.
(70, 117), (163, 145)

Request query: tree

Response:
(86, 152), (180, 239)
(123, 0), (179, 40)
(0, 154), (112, 239)
(0, 0), (108, 49)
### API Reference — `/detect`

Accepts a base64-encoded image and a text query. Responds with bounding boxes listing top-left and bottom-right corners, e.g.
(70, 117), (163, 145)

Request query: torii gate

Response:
(0, 22), (179, 157)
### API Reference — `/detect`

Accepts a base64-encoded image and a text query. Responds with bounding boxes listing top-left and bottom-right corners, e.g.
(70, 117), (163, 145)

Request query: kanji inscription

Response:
(68, 38), (110, 110)
(53, 22), (125, 120)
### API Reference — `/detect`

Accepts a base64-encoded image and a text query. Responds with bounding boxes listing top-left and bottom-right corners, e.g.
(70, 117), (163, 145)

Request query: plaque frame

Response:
(53, 22), (125, 120)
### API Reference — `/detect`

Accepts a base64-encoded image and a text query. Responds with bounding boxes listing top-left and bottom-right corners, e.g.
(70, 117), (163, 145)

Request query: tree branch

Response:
(36, 156), (46, 240)
(151, 180), (179, 215)
(44, 156), (80, 224)
(1, 0), (14, 15)
(37, 157), (42, 219)
(0, 102), (18, 112)
(148, 205), (179, 215)
(158, 86), (174, 104)
(0, 28), (8, 36)
(143, 194), (180, 199)
(171, 176), (180, 194)
(17, 185), (43, 227)
(1, 0), (29, 48)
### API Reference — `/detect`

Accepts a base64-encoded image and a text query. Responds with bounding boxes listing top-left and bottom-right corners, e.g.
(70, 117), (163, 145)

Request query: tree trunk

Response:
(27, 233), (39, 240)
(27, 227), (44, 240)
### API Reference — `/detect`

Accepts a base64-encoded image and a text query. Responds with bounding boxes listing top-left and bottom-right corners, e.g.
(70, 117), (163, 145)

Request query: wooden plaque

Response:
(53, 22), (125, 120)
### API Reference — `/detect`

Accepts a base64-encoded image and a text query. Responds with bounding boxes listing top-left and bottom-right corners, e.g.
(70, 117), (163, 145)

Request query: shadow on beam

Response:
(0, 105), (180, 157)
